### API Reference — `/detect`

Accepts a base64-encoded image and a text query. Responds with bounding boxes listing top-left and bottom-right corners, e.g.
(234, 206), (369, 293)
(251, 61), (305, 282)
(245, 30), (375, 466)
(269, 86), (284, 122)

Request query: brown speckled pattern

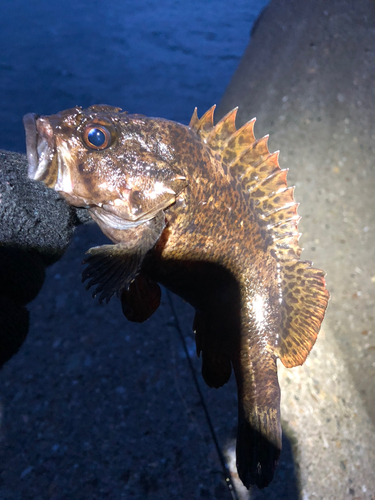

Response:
(25, 104), (329, 490)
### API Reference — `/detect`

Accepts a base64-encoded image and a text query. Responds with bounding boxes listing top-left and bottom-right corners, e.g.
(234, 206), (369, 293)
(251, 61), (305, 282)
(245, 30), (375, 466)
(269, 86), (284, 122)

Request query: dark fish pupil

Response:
(87, 128), (106, 147)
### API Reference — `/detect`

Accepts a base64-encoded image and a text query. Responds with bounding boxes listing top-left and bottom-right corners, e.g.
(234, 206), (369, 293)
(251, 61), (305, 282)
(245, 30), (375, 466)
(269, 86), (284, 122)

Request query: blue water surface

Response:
(0, 0), (269, 151)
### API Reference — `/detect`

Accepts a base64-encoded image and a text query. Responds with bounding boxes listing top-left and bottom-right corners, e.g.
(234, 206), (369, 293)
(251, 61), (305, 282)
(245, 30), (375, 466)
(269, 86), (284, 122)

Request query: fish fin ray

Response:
(82, 211), (166, 304)
(189, 107), (199, 129)
(224, 117), (256, 151)
(82, 244), (143, 303)
(204, 107), (238, 149)
(236, 415), (280, 489)
(233, 353), (281, 489)
(190, 105), (216, 139)
(275, 260), (330, 367)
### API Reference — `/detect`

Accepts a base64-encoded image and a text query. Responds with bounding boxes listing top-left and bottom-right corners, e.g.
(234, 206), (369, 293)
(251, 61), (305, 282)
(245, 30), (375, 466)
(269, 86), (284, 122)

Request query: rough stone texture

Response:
(0, 150), (91, 365)
(0, 150), (74, 264)
(218, 0), (375, 497)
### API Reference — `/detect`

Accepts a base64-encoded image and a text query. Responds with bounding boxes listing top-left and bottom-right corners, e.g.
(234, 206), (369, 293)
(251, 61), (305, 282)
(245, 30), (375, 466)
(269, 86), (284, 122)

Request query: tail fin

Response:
(236, 404), (281, 488)
(233, 352), (281, 489)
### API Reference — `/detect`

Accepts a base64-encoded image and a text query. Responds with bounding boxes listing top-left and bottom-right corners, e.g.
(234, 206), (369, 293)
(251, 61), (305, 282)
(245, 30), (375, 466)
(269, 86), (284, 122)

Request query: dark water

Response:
(0, 0), (269, 152)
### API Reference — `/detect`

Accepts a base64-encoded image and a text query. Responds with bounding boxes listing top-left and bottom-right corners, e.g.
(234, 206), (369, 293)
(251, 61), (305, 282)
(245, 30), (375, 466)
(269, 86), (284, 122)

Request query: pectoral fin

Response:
(82, 211), (165, 303)
(82, 243), (144, 303)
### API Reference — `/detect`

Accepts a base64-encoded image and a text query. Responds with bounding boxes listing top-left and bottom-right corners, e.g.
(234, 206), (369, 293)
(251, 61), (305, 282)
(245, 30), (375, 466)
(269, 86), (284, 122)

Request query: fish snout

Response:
(23, 113), (56, 182)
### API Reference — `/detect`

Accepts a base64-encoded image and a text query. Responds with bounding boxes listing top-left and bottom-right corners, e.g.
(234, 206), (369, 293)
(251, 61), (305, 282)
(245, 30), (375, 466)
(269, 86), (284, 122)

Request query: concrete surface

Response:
(218, 0), (375, 497)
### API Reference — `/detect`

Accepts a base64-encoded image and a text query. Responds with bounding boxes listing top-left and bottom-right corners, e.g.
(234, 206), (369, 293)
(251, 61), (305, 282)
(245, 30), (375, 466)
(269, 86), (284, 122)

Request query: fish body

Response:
(24, 105), (329, 488)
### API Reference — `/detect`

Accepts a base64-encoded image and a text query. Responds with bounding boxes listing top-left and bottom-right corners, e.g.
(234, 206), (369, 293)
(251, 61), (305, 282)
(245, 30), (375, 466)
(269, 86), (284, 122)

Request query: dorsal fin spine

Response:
(208, 107), (238, 137)
(255, 150), (279, 169)
(228, 135), (270, 170)
(189, 107), (199, 129)
(261, 202), (299, 219)
(249, 168), (289, 197)
(197, 105), (216, 135)
(223, 117), (256, 150)
(272, 231), (301, 242)
(267, 214), (301, 229)
(253, 186), (295, 208)
(203, 107), (239, 150)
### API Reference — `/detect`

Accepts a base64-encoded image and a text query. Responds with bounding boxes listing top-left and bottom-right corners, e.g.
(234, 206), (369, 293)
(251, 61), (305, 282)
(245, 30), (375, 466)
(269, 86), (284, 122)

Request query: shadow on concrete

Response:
(0, 221), (303, 499)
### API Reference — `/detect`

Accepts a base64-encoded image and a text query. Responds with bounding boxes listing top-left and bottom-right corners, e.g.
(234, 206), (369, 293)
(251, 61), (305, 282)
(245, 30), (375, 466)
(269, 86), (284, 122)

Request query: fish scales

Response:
(24, 104), (329, 489)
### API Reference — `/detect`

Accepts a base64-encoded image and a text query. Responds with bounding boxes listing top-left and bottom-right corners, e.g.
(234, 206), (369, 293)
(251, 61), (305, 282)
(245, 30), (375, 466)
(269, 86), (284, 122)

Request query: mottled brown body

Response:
(24, 105), (329, 489)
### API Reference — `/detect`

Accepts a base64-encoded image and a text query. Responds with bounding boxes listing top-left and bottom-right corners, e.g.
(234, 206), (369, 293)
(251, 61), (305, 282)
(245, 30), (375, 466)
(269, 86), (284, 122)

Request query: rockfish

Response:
(24, 105), (329, 488)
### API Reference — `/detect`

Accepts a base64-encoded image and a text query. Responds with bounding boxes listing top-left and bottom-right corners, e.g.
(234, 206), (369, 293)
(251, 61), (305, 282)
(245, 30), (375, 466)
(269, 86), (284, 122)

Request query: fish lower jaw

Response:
(89, 206), (149, 230)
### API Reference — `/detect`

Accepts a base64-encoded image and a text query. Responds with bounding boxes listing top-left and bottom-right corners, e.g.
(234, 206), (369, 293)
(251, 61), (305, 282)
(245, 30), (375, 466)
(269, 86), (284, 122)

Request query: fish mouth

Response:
(89, 206), (149, 230)
(89, 198), (172, 230)
(23, 113), (56, 181)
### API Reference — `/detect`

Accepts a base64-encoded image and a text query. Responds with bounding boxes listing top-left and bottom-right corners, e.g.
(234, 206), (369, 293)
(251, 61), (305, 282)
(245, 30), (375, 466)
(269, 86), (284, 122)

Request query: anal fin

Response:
(121, 273), (161, 323)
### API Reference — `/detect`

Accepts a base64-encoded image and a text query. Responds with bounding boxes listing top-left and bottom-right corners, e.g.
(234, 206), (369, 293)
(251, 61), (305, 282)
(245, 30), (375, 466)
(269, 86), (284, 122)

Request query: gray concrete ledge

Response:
(218, 0), (375, 498)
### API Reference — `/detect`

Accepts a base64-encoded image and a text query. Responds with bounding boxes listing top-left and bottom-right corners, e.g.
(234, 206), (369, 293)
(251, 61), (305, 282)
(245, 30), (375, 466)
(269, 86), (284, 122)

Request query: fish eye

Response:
(83, 125), (112, 150)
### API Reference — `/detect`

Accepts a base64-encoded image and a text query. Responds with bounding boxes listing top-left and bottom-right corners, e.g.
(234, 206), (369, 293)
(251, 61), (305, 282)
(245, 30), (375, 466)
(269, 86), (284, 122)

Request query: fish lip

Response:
(102, 195), (176, 223)
(23, 113), (39, 179)
(89, 206), (149, 230)
(23, 113), (56, 181)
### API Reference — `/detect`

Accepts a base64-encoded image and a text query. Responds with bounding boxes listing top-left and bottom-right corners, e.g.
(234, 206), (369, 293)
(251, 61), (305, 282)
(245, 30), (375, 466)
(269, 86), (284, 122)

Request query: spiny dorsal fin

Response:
(189, 105), (216, 139)
(189, 107), (329, 367)
(189, 107), (199, 129)
(205, 107), (238, 149)
(222, 118), (256, 162)
(190, 107), (300, 257)
(229, 135), (271, 180)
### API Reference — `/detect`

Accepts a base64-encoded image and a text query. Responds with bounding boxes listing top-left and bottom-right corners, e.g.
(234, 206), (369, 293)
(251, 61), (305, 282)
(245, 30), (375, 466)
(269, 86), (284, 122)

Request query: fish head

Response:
(24, 105), (187, 225)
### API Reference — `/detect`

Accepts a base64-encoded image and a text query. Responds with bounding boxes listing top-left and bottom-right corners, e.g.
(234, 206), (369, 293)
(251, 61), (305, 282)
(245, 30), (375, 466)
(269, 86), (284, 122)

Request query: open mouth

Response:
(23, 113), (55, 181)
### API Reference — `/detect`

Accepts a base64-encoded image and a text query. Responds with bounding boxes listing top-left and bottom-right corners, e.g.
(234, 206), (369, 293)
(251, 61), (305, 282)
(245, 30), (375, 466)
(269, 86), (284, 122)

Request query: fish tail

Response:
(233, 351), (281, 489)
